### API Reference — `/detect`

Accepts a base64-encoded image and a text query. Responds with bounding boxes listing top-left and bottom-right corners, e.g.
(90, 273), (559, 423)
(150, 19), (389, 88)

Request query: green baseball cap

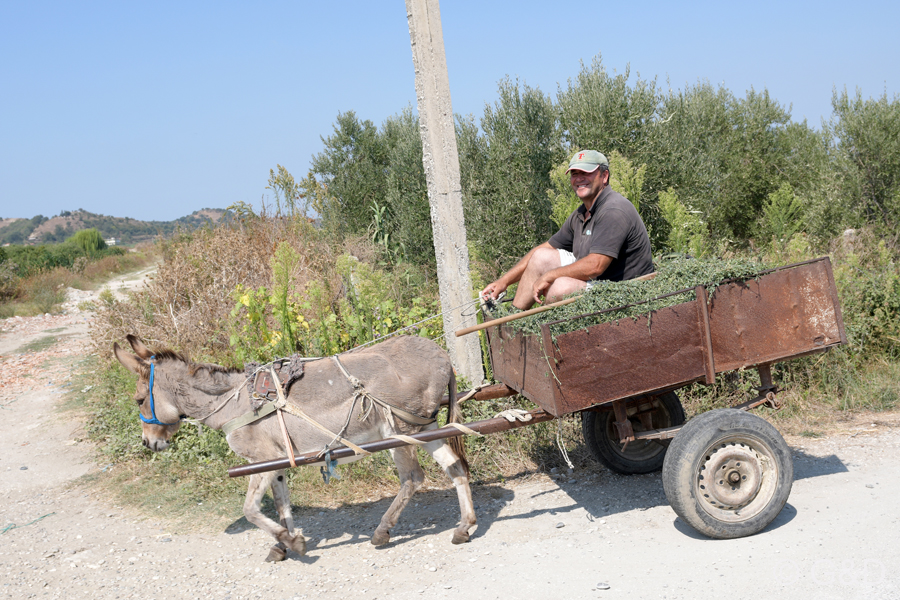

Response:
(567, 150), (609, 173)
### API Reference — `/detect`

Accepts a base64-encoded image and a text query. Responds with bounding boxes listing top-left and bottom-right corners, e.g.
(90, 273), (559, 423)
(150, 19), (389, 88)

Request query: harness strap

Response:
(222, 401), (279, 436)
(278, 402), (371, 456)
(270, 367), (297, 468)
(387, 421), (485, 447)
(276, 409), (297, 468)
(331, 355), (436, 426)
(445, 422), (484, 437)
(389, 434), (425, 446)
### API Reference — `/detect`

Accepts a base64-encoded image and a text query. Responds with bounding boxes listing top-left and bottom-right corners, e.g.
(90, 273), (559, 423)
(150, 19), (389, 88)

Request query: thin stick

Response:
(455, 271), (657, 337)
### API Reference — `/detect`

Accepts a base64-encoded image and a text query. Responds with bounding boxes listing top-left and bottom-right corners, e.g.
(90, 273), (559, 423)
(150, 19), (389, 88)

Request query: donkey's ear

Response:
(114, 342), (148, 374)
(126, 334), (153, 360)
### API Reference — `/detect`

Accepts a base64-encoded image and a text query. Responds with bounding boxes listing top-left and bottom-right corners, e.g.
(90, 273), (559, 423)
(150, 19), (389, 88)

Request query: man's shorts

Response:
(557, 249), (598, 290)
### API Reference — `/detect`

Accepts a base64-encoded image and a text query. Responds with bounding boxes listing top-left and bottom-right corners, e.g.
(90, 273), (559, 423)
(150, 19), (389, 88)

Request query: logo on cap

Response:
(578, 153), (585, 159)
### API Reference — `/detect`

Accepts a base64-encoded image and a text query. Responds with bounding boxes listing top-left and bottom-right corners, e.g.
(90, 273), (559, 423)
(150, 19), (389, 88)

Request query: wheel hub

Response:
(697, 443), (762, 510)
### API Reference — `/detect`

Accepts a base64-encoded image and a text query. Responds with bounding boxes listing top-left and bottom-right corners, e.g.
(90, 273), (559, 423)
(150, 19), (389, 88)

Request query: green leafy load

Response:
(490, 256), (770, 338)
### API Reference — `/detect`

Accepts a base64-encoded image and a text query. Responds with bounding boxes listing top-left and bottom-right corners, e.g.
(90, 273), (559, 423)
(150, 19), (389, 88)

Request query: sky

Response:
(1, 1), (897, 222)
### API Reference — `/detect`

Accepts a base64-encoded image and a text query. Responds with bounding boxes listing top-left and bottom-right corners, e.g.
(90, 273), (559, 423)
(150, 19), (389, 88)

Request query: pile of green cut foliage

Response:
(490, 255), (770, 338)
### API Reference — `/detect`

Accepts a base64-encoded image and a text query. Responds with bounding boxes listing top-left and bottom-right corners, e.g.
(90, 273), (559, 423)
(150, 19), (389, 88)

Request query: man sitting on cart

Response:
(481, 149), (654, 310)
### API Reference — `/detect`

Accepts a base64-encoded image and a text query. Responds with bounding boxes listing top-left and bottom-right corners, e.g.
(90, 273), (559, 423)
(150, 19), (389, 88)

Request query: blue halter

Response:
(140, 357), (180, 426)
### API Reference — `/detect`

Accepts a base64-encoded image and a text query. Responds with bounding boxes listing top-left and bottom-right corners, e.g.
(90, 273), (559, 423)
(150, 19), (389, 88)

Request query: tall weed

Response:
(831, 228), (900, 357)
(229, 253), (444, 362)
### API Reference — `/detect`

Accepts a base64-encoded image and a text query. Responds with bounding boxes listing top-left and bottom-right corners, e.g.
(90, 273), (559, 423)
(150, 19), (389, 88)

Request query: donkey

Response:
(113, 334), (476, 561)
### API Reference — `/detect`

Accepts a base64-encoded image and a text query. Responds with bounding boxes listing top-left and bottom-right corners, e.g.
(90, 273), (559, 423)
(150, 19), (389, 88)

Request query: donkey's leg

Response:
(243, 472), (306, 561)
(422, 439), (476, 544)
(371, 446), (425, 546)
(264, 472), (306, 562)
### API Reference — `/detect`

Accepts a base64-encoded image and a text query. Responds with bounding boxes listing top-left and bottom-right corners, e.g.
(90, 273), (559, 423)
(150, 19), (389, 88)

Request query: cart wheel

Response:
(581, 392), (685, 475)
(662, 408), (793, 539)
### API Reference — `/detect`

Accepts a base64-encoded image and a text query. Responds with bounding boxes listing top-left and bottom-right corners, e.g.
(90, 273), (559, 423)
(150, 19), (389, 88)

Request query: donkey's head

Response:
(113, 335), (185, 451)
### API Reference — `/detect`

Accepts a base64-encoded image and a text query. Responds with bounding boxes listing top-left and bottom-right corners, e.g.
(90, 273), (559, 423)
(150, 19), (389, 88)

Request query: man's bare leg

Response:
(544, 277), (587, 302)
(512, 247), (561, 309)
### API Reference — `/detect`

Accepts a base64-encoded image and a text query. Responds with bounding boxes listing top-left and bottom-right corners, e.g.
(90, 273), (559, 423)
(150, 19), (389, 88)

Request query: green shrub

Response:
(548, 162), (579, 228)
(229, 253), (444, 362)
(760, 182), (805, 253)
(658, 188), (708, 256)
(832, 229), (900, 357)
(0, 260), (19, 299)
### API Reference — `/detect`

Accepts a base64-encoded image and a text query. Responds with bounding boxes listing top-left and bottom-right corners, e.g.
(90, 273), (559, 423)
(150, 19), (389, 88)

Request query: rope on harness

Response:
(331, 355), (436, 426)
(278, 402), (371, 457)
(387, 422), (483, 447)
(445, 422), (483, 436)
(556, 419), (575, 471)
(388, 433), (425, 446)
(193, 374), (254, 424)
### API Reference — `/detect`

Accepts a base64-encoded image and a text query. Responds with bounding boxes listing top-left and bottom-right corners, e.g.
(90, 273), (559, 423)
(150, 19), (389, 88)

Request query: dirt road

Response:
(1, 274), (899, 600)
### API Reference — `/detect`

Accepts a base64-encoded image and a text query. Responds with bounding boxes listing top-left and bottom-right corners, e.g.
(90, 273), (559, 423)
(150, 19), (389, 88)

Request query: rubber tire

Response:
(581, 391), (685, 475)
(662, 408), (793, 540)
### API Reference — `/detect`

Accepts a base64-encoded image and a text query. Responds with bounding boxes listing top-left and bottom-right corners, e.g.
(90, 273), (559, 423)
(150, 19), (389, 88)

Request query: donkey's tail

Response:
(446, 369), (470, 475)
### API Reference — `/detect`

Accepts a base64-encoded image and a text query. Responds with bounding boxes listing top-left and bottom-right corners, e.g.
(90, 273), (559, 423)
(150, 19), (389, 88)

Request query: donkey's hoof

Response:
(290, 535), (307, 556)
(371, 529), (391, 546)
(451, 531), (470, 545)
(265, 545), (287, 562)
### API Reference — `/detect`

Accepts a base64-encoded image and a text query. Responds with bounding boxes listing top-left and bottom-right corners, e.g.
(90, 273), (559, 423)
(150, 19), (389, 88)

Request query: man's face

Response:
(569, 168), (607, 202)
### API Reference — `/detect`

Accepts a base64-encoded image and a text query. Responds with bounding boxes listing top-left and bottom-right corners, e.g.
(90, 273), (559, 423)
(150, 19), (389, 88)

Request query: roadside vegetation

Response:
(71, 55), (900, 526)
(0, 229), (154, 319)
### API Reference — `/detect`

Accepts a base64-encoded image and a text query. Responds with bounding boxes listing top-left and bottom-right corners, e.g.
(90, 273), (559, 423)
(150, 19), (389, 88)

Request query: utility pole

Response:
(405, 0), (484, 385)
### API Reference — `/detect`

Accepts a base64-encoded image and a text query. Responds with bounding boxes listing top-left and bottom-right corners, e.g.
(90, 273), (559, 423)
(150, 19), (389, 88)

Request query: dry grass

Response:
(0, 250), (154, 317)
(79, 253), (152, 285)
(14, 267), (73, 315)
(90, 218), (342, 362)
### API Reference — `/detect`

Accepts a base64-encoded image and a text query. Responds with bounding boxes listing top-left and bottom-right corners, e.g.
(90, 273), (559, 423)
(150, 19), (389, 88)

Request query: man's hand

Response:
(481, 280), (507, 301)
(532, 273), (555, 305)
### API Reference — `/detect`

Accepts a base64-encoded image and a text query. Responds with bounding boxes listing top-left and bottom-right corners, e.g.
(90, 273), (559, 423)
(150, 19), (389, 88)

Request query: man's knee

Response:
(526, 247), (562, 274)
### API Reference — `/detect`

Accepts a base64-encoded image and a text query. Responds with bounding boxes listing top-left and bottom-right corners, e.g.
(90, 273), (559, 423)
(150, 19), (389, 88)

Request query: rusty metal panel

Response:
(485, 257), (844, 417)
(550, 301), (708, 414)
(486, 325), (557, 411)
(708, 259), (843, 371)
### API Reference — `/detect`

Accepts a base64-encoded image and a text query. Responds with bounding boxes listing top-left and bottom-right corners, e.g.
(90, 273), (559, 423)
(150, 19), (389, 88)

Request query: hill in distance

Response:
(0, 208), (231, 246)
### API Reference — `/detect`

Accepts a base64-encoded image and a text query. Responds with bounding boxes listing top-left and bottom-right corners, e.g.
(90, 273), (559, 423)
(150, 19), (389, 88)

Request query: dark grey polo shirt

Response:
(548, 186), (653, 282)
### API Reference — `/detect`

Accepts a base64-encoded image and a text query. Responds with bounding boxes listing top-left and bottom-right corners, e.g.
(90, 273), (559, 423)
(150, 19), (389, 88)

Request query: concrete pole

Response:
(405, 0), (484, 385)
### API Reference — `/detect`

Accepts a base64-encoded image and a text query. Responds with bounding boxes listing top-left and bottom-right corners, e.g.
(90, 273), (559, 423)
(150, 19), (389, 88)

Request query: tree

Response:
(607, 150), (646, 214)
(71, 228), (107, 256)
(310, 111), (388, 236)
(462, 77), (558, 276)
(647, 83), (804, 242)
(714, 88), (793, 240)
(557, 56), (660, 162)
(381, 107), (432, 265)
(548, 161), (578, 228)
(828, 88), (900, 229)
(658, 188), (707, 257)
